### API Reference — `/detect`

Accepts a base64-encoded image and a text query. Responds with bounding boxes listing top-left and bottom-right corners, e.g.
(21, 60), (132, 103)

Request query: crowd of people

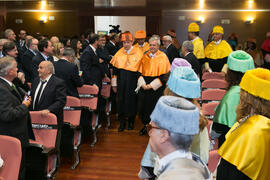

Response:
(0, 22), (269, 180)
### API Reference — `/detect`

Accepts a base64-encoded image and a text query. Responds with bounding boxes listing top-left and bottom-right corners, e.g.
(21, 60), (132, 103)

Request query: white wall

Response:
(94, 16), (146, 35)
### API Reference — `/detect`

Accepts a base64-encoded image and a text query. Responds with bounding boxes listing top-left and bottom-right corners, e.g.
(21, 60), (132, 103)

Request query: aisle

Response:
(57, 115), (149, 180)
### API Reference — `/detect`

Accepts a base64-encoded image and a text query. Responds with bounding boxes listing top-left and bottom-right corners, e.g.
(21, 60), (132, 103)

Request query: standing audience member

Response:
(54, 48), (83, 98)
(137, 36), (170, 135)
(105, 33), (120, 56)
(32, 39), (54, 77)
(82, 30), (92, 51)
(50, 36), (59, 45)
(110, 32), (143, 132)
(70, 38), (82, 70)
(217, 68), (270, 180)
(143, 96), (211, 180)
(30, 61), (66, 128)
(245, 38), (263, 67)
(260, 32), (270, 70)
(0, 39), (8, 58)
(96, 35), (111, 78)
(22, 38), (39, 82)
(162, 35), (179, 64)
(227, 33), (238, 51)
(181, 40), (201, 75)
(204, 25), (233, 72)
(18, 30), (27, 48)
(167, 29), (181, 50)
(52, 42), (64, 61)
(0, 56), (34, 180)
(134, 30), (149, 54)
(80, 34), (105, 89)
(211, 50), (255, 148)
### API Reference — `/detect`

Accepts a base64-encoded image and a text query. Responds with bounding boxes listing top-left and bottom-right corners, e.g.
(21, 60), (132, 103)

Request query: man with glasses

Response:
(139, 96), (211, 180)
(162, 35), (179, 64)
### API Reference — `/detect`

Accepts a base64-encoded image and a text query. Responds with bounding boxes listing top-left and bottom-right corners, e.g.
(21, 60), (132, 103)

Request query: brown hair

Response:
(225, 69), (244, 90)
(236, 89), (270, 121)
(164, 87), (208, 131)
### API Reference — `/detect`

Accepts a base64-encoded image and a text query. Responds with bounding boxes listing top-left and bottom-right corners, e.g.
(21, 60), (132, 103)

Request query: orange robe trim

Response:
(134, 42), (150, 54)
(138, 50), (171, 77)
(110, 46), (143, 72)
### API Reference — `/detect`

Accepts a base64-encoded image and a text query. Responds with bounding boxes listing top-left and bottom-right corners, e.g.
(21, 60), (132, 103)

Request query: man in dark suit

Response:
(97, 35), (112, 78)
(54, 48), (83, 97)
(30, 61), (66, 127)
(182, 40), (201, 76)
(22, 38), (39, 82)
(105, 33), (120, 56)
(0, 56), (34, 180)
(80, 34), (105, 89)
(162, 35), (179, 63)
(32, 39), (54, 78)
(82, 30), (92, 52)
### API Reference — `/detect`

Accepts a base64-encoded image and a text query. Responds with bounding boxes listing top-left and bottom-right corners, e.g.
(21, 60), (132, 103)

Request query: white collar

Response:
(139, 42), (145, 48)
(90, 44), (96, 53)
(158, 150), (192, 172)
(214, 39), (222, 45)
(0, 76), (12, 86)
(40, 74), (52, 82)
(125, 46), (133, 54)
(40, 52), (48, 60)
(191, 36), (199, 42)
(110, 40), (115, 46)
(149, 52), (156, 58)
(166, 43), (172, 49)
(29, 49), (37, 56)
(184, 52), (191, 57)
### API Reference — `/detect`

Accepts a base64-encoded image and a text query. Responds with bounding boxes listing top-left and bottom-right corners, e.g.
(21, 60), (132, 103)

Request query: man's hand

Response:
(22, 96), (31, 107)
(41, 109), (50, 116)
(17, 72), (25, 84)
(99, 59), (104, 63)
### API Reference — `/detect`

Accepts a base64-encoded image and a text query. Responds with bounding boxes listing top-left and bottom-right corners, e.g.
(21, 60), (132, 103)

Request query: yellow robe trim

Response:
(205, 40), (233, 60)
(138, 50), (171, 77)
(134, 42), (150, 54)
(218, 115), (270, 180)
(110, 46), (143, 72)
(192, 37), (205, 59)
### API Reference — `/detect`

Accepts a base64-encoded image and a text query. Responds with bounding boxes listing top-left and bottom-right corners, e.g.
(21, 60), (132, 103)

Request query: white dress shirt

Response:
(0, 76), (12, 87)
(125, 46), (133, 54)
(33, 74), (52, 108)
(90, 44), (97, 55)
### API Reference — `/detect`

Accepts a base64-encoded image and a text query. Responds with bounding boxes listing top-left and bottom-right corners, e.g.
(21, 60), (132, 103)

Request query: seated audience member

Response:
(217, 68), (270, 180)
(211, 50), (255, 147)
(52, 42), (64, 62)
(70, 38), (82, 71)
(30, 61), (66, 127)
(204, 25), (233, 72)
(139, 96), (211, 180)
(22, 38), (39, 82)
(181, 40), (201, 75)
(139, 66), (209, 179)
(137, 36), (170, 135)
(32, 39), (54, 77)
(245, 38), (263, 67)
(162, 35), (179, 64)
(134, 30), (149, 54)
(0, 56), (34, 180)
(54, 47), (83, 98)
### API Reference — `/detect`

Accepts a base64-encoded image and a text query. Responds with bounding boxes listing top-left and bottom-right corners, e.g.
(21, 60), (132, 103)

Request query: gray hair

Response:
(169, 132), (194, 151)
(0, 56), (16, 77)
(0, 39), (8, 46)
(46, 61), (55, 74)
(62, 47), (75, 57)
(149, 36), (161, 45)
(4, 29), (14, 39)
(182, 40), (194, 52)
(163, 35), (172, 42)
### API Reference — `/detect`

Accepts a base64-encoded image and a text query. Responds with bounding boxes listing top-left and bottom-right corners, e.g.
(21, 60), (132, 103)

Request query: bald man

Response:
(30, 61), (66, 127)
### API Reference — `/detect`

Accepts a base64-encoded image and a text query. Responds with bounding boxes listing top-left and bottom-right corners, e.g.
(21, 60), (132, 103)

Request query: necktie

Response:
(34, 80), (47, 109)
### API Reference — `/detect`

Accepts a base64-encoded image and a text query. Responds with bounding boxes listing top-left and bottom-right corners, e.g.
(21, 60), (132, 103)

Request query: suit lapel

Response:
(37, 76), (54, 105)
(0, 79), (21, 103)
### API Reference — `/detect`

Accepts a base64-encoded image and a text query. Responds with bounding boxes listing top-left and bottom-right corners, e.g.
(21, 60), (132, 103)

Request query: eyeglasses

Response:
(146, 124), (164, 133)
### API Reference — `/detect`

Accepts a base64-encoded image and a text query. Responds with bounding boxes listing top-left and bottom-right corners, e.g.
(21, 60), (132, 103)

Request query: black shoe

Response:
(118, 120), (126, 132)
(139, 126), (147, 136)
(118, 126), (125, 132)
(128, 121), (134, 130)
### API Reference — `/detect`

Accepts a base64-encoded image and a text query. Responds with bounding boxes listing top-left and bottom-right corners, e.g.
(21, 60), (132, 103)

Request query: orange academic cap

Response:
(135, 30), (146, 39)
(121, 32), (133, 41)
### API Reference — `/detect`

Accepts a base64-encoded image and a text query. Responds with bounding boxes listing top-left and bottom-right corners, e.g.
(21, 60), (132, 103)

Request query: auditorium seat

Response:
(202, 72), (225, 81)
(202, 79), (228, 89)
(101, 77), (112, 129)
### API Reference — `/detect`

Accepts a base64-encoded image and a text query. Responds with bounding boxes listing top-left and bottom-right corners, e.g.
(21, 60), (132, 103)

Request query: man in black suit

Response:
(22, 38), (39, 82)
(0, 56), (34, 180)
(82, 30), (92, 52)
(162, 35), (179, 63)
(97, 35), (111, 78)
(54, 48), (83, 97)
(30, 61), (66, 127)
(32, 39), (54, 78)
(105, 33), (120, 56)
(182, 40), (201, 76)
(80, 34), (105, 89)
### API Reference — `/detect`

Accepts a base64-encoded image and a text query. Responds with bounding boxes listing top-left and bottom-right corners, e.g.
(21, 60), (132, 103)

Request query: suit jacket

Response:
(157, 158), (211, 180)
(184, 52), (201, 75)
(165, 44), (179, 64)
(32, 52), (54, 78)
(22, 49), (36, 82)
(105, 41), (119, 56)
(54, 59), (83, 97)
(96, 47), (112, 77)
(30, 75), (67, 127)
(80, 45), (104, 88)
(0, 78), (34, 148)
(82, 39), (89, 52)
